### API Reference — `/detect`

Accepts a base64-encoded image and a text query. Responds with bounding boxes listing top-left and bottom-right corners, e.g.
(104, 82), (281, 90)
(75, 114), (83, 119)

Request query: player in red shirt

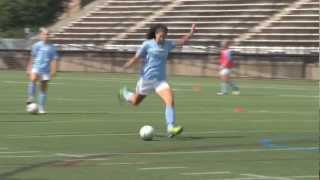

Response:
(217, 40), (240, 95)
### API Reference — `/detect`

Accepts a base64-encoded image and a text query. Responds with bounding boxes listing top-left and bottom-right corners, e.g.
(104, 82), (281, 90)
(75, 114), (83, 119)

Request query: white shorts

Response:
(219, 68), (232, 76)
(32, 68), (51, 81)
(136, 79), (170, 95)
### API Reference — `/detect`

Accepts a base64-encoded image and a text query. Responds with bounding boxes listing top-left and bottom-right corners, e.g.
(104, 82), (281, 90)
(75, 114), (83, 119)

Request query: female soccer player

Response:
(26, 28), (59, 114)
(217, 40), (240, 95)
(119, 23), (196, 137)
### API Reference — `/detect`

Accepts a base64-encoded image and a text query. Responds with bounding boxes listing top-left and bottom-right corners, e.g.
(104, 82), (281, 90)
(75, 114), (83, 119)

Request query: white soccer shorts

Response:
(32, 68), (51, 81)
(136, 79), (170, 95)
(219, 68), (232, 76)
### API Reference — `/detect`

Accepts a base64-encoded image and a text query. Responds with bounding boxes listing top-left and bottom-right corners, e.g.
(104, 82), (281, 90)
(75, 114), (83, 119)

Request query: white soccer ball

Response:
(26, 103), (38, 114)
(139, 125), (155, 141)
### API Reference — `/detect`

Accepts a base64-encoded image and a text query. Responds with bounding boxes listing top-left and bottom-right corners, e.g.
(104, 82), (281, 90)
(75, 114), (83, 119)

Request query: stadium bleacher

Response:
(51, 0), (318, 53)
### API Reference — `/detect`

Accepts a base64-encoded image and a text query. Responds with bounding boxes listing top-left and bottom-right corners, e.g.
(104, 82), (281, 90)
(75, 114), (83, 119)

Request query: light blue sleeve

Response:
(50, 45), (59, 60)
(31, 43), (38, 58)
(136, 41), (149, 59)
(167, 40), (176, 51)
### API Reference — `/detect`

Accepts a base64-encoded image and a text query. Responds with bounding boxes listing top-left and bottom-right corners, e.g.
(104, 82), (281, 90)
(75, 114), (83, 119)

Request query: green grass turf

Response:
(0, 70), (318, 180)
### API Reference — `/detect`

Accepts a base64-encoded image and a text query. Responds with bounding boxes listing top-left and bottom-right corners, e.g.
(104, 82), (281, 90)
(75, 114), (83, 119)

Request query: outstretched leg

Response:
(156, 84), (183, 137)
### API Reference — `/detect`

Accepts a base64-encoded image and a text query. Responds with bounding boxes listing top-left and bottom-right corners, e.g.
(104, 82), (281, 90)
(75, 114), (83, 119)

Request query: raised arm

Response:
(123, 54), (140, 69)
(175, 24), (196, 47)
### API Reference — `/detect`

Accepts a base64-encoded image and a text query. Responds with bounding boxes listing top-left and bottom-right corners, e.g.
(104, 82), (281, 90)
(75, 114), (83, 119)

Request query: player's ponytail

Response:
(146, 24), (168, 39)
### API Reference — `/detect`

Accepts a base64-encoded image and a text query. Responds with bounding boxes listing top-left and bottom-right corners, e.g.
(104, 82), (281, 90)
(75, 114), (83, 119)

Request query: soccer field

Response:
(0, 71), (318, 180)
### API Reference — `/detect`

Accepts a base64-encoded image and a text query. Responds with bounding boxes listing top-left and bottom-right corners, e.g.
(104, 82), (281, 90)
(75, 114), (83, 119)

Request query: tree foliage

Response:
(0, 0), (66, 38)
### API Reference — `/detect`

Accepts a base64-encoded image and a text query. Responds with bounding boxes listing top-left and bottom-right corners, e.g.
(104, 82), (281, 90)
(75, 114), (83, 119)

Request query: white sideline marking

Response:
(101, 162), (145, 166)
(0, 110), (313, 115)
(290, 176), (318, 179)
(3, 81), (62, 85)
(6, 129), (316, 139)
(56, 77), (315, 91)
(0, 146), (317, 159)
(240, 173), (293, 180)
(181, 171), (230, 175)
(279, 94), (318, 98)
(56, 153), (88, 158)
(140, 166), (187, 170)
(0, 151), (40, 154)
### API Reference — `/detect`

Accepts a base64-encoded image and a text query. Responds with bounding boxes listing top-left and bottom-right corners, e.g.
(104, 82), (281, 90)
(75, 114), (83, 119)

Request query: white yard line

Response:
(101, 162), (146, 166)
(0, 110), (314, 115)
(181, 171), (230, 175)
(55, 77), (315, 91)
(6, 129), (316, 139)
(140, 166), (187, 170)
(240, 173), (293, 180)
(279, 94), (318, 98)
(0, 151), (40, 154)
(3, 81), (62, 85)
(289, 176), (318, 179)
(0, 146), (317, 159)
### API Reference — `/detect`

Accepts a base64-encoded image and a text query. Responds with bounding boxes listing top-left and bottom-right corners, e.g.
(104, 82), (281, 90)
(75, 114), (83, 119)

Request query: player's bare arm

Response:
(123, 54), (140, 69)
(175, 24), (196, 46)
(50, 59), (59, 78)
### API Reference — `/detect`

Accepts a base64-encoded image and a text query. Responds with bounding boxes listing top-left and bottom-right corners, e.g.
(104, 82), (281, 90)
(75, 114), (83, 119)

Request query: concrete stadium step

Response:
(70, 21), (259, 28)
(289, 8), (318, 15)
(97, 5), (165, 11)
(240, 39), (318, 47)
(90, 11), (153, 16)
(280, 15), (318, 21)
(269, 21), (318, 27)
(110, 38), (222, 46)
(81, 16), (146, 22)
(173, 4), (289, 10)
(163, 9), (279, 16)
(153, 15), (269, 21)
(63, 27), (249, 34)
(181, 0), (295, 5)
(250, 33), (318, 40)
(261, 27), (318, 34)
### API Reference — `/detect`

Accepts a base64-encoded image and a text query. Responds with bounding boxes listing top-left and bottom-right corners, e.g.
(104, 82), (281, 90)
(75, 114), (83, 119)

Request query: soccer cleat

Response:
(118, 87), (126, 103)
(167, 125), (183, 138)
(38, 110), (47, 114)
(216, 92), (227, 96)
(26, 96), (34, 105)
(231, 91), (240, 95)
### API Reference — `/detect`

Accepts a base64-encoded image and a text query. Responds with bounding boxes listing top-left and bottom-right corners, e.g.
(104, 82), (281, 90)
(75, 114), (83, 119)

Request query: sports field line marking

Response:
(6, 129), (317, 139)
(101, 162), (146, 166)
(0, 146), (318, 159)
(139, 166), (188, 170)
(0, 151), (40, 154)
(2, 81), (62, 85)
(279, 94), (319, 98)
(56, 77), (315, 91)
(290, 176), (318, 179)
(181, 171), (230, 175)
(0, 110), (313, 115)
(240, 173), (293, 180)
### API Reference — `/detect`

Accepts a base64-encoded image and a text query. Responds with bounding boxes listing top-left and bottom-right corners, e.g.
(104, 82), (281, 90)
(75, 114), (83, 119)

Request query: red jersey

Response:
(220, 49), (236, 68)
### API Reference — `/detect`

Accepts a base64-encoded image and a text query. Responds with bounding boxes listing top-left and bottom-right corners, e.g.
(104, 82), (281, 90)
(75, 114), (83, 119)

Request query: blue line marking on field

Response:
(260, 138), (319, 152)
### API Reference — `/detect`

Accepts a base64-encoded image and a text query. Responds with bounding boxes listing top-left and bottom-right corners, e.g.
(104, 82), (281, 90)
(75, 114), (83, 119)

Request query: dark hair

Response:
(146, 24), (168, 39)
(220, 40), (232, 48)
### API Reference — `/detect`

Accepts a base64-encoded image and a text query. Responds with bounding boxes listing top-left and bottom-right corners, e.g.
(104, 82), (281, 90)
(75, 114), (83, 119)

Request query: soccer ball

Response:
(26, 103), (38, 114)
(139, 125), (155, 141)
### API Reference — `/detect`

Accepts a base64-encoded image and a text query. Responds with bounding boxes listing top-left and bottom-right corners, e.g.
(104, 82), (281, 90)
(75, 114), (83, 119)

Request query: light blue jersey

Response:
(137, 39), (176, 81)
(31, 41), (59, 73)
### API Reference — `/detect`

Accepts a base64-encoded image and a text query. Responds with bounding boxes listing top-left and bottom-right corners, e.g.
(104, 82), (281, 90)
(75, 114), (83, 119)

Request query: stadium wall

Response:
(0, 49), (318, 80)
